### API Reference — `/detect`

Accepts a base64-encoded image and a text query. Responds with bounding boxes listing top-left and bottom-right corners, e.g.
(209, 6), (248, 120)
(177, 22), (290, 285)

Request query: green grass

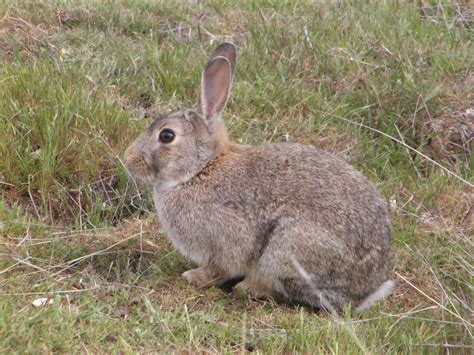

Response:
(1, 0), (473, 352)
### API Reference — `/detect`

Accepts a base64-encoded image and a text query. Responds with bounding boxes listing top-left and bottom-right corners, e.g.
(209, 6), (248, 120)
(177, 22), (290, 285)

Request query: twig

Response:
(0, 260), (22, 275)
(0, 180), (15, 186)
(16, 225), (32, 247)
(11, 256), (49, 274)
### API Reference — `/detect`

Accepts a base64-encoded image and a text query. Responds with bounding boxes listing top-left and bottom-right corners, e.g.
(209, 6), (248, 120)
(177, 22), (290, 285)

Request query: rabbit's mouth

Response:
(124, 155), (156, 184)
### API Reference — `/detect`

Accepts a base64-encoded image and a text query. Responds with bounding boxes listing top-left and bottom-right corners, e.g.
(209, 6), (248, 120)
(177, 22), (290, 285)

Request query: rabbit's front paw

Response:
(182, 267), (224, 288)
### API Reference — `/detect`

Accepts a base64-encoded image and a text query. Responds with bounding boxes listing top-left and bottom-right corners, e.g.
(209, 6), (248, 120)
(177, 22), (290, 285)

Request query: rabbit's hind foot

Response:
(234, 279), (271, 300)
(182, 266), (226, 288)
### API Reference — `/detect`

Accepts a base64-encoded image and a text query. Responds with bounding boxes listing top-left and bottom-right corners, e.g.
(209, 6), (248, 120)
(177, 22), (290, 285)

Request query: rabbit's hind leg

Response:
(182, 266), (228, 288)
(247, 217), (350, 311)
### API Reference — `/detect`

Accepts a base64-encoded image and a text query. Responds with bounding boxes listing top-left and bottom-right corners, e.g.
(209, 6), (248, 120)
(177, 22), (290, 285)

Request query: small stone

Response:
(130, 298), (140, 306)
(32, 297), (54, 307)
(466, 108), (474, 120)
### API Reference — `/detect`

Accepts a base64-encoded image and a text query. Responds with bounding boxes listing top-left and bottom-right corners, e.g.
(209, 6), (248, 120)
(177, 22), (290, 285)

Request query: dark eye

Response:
(159, 129), (175, 143)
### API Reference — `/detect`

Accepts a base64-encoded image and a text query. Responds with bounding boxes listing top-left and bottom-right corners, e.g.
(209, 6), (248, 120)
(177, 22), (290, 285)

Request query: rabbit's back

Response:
(196, 143), (391, 245)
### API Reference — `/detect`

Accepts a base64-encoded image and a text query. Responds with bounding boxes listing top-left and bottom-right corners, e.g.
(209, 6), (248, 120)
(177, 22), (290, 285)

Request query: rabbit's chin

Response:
(154, 170), (199, 192)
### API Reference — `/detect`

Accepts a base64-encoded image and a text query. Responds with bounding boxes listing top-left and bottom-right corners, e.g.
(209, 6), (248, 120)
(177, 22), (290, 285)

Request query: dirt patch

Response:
(415, 74), (474, 171)
(422, 109), (473, 166)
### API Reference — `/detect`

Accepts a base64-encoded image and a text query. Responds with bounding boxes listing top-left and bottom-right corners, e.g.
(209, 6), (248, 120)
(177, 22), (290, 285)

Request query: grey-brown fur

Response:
(124, 43), (393, 311)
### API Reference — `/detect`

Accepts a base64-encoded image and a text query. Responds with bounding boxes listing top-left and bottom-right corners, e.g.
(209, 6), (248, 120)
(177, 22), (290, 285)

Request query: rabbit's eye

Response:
(159, 129), (175, 143)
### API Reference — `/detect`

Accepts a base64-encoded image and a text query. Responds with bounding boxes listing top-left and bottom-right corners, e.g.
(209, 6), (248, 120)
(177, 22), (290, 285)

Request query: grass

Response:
(1, 0), (473, 352)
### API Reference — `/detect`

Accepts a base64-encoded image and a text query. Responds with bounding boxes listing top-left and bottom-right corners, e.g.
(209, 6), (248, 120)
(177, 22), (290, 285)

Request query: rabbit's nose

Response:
(124, 144), (144, 169)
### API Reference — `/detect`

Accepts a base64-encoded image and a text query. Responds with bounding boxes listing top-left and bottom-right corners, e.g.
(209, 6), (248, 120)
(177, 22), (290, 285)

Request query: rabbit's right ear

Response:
(197, 43), (236, 122)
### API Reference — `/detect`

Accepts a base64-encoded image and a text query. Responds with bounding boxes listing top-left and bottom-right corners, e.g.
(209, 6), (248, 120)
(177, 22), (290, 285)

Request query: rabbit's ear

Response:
(207, 42), (237, 77)
(198, 43), (236, 121)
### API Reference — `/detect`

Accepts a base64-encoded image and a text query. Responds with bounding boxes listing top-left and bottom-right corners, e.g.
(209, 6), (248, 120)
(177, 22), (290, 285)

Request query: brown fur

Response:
(124, 43), (393, 311)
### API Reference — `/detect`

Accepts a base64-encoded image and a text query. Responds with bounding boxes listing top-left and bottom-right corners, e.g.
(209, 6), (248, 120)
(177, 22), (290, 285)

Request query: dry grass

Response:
(1, 0), (473, 352)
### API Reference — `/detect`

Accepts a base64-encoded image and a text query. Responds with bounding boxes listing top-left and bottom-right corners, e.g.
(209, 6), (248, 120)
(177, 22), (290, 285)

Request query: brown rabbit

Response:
(124, 43), (394, 312)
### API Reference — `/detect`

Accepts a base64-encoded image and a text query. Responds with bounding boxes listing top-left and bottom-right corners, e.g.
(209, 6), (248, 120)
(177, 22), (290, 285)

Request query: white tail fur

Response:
(355, 280), (396, 312)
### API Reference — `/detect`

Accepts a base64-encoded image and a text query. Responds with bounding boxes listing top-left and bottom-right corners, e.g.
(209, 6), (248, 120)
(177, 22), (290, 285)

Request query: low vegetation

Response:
(1, 0), (472, 352)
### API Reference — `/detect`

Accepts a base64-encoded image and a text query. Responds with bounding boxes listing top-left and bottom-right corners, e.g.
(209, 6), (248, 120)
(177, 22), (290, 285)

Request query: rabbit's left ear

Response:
(198, 43), (236, 121)
(208, 42), (236, 76)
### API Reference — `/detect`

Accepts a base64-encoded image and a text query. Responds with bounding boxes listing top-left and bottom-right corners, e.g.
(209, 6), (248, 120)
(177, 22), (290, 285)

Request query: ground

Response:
(0, 0), (473, 353)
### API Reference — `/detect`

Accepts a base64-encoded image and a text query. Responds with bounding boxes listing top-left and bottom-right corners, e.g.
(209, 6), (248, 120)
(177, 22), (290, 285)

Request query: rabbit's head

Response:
(124, 43), (236, 188)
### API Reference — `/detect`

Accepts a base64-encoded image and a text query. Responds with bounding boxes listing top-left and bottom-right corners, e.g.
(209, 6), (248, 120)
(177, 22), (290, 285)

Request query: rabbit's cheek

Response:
(143, 153), (157, 173)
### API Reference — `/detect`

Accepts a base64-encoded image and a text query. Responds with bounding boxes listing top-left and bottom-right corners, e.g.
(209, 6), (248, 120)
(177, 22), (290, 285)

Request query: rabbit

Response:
(124, 42), (394, 312)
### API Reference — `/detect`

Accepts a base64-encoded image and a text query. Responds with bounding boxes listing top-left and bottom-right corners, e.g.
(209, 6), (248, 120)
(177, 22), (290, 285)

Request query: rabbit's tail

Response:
(355, 280), (395, 312)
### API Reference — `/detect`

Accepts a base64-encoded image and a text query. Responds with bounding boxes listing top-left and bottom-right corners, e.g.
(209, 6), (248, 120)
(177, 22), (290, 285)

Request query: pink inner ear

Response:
(201, 57), (231, 120)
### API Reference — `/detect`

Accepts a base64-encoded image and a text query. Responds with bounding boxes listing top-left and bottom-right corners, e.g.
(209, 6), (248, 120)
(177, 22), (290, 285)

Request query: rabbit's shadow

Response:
(217, 276), (244, 293)
(217, 276), (322, 313)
